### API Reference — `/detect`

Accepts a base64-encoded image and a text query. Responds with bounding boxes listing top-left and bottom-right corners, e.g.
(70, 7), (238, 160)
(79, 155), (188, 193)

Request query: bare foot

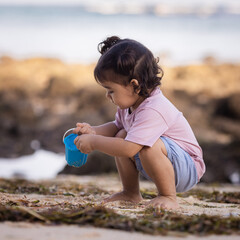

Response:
(103, 191), (143, 204)
(147, 195), (179, 211)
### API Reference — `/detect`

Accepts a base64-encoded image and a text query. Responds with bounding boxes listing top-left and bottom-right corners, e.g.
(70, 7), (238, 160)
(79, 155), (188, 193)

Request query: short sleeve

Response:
(113, 108), (123, 130)
(125, 108), (168, 147)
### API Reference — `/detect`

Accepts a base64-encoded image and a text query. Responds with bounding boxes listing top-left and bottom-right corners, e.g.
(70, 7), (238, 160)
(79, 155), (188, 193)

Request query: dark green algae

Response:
(177, 189), (240, 204)
(141, 188), (240, 204)
(0, 178), (107, 196)
(0, 203), (239, 236)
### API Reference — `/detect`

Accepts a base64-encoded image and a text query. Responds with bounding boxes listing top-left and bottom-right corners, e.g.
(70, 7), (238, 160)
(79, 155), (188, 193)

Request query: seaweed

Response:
(177, 189), (240, 204)
(0, 178), (107, 196)
(1, 178), (239, 236)
(0, 178), (52, 195)
(140, 187), (240, 204)
(0, 204), (239, 236)
(140, 190), (157, 199)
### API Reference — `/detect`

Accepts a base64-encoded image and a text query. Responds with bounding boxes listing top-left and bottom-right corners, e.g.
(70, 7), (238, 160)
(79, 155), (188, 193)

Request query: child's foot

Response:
(147, 195), (179, 211)
(103, 191), (143, 204)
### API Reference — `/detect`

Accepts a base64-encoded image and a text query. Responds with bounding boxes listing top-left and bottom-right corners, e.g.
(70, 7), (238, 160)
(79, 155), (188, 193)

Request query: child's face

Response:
(100, 73), (143, 111)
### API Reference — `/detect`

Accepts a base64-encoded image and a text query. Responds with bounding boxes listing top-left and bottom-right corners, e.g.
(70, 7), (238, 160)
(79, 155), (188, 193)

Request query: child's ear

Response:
(130, 79), (140, 94)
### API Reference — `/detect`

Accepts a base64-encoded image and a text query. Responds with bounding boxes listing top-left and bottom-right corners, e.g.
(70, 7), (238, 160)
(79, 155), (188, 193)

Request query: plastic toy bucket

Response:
(63, 128), (88, 167)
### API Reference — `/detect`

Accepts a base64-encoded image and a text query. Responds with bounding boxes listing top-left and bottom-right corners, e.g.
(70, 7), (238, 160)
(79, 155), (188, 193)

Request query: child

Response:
(73, 36), (205, 210)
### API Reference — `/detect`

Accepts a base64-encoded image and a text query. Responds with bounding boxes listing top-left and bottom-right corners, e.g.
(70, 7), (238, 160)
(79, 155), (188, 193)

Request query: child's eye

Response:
(108, 90), (114, 94)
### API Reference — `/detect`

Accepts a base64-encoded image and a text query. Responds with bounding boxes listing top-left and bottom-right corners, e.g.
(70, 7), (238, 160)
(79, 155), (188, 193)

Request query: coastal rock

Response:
(214, 93), (240, 120)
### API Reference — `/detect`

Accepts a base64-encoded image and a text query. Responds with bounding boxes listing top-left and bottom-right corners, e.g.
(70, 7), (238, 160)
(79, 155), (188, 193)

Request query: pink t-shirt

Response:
(114, 87), (205, 180)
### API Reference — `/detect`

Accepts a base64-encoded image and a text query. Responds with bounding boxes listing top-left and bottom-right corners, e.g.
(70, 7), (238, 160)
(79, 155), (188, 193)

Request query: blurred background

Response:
(0, 0), (239, 183)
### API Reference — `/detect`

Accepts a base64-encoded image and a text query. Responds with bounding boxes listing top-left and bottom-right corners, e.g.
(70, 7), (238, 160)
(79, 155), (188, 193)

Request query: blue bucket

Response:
(63, 128), (88, 168)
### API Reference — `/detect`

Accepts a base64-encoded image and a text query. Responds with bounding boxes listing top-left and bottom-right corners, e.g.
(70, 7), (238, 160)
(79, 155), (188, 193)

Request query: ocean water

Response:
(0, 5), (240, 65)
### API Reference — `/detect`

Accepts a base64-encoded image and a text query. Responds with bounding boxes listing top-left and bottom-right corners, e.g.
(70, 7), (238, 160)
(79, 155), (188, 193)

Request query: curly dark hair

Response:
(94, 36), (163, 98)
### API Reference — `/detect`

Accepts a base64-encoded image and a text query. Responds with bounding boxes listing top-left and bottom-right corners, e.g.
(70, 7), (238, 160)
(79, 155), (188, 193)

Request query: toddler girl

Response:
(73, 36), (205, 210)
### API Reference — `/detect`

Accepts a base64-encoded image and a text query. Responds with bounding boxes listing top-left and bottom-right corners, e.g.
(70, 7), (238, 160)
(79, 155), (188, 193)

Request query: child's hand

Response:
(74, 134), (95, 154)
(73, 122), (96, 135)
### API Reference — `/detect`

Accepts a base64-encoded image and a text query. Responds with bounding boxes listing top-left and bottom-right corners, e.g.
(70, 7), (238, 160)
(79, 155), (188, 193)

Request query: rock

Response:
(214, 94), (240, 120)
(201, 141), (240, 183)
(44, 76), (76, 97)
(0, 89), (37, 157)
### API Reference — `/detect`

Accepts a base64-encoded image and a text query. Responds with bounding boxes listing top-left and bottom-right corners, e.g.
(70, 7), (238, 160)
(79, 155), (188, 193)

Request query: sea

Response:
(0, 1), (240, 65)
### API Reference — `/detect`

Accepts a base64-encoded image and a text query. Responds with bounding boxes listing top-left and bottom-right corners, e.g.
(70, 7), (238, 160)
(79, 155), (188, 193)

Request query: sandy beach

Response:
(0, 175), (239, 239)
(0, 2), (240, 239)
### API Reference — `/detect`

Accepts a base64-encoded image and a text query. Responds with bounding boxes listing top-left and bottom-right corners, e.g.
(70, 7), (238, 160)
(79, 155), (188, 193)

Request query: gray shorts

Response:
(134, 136), (198, 193)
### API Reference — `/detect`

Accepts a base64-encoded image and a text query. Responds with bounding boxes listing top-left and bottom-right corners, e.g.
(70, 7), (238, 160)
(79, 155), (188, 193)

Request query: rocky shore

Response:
(0, 56), (239, 183)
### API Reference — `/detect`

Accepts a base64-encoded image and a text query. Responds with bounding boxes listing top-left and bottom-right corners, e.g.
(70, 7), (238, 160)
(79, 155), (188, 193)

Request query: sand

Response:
(0, 174), (239, 239)
(1, 222), (240, 240)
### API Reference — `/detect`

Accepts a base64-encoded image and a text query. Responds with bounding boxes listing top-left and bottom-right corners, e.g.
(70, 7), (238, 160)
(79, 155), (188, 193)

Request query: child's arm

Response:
(73, 122), (119, 137)
(74, 134), (142, 158)
(93, 122), (119, 137)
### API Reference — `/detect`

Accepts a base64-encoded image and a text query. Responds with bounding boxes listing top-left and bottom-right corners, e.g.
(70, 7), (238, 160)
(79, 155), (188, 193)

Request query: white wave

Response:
(0, 150), (66, 180)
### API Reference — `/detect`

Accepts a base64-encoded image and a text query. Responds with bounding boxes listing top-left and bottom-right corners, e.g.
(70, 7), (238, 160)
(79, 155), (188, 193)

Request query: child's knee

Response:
(115, 129), (127, 139)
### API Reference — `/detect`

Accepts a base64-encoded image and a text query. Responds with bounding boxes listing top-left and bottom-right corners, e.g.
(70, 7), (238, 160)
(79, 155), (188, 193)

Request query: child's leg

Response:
(139, 138), (179, 210)
(103, 129), (143, 203)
